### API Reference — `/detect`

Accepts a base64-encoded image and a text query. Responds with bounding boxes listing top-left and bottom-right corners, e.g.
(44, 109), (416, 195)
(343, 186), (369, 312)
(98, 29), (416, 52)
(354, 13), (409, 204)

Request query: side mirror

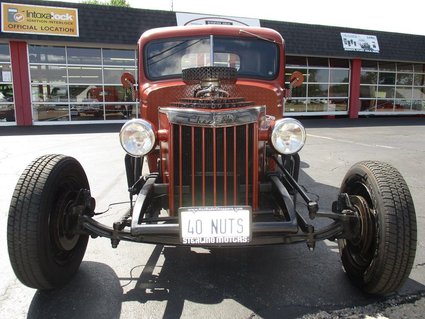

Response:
(285, 71), (304, 99)
(290, 71), (304, 88)
(121, 72), (137, 101)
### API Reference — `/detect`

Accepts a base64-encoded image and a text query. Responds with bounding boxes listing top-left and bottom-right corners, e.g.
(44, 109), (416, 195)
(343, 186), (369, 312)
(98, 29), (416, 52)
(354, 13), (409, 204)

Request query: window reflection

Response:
(308, 69), (329, 83)
(412, 100), (425, 111)
(396, 87), (412, 99)
(0, 44), (14, 123)
(360, 71), (377, 84)
(103, 68), (136, 84)
(29, 45), (138, 122)
(330, 70), (349, 83)
(360, 61), (425, 113)
(29, 45), (66, 64)
(0, 65), (13, 83)
(398, 63), (413, 72)
(414, 74), (425, 86)
(379, 62), (396, 71)
(285, 56), (350, 114)
(0, 44), (10, 62)
(31, 85), (68, 102)
(68, 67), (102, 84)
(379, 72), (395, 85)
(103, 49), (135, 66)
(396, 73), (413, 85)
(67, 47), (101, 65)
(30, 65), (67, 83)
(360, 85), (377, 98)
(33, 104), (70, 122)
(308, 83), (328, 97)
(329, 84), (349, 97)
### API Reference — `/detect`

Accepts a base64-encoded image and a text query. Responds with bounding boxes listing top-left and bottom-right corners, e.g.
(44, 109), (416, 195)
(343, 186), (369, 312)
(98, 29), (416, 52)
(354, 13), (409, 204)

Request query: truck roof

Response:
(138, 25), (284, 47)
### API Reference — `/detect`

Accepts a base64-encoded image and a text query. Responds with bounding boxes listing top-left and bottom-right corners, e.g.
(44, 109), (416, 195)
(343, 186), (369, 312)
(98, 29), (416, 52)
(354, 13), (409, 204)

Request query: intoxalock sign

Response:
(1, 2), (79, 37)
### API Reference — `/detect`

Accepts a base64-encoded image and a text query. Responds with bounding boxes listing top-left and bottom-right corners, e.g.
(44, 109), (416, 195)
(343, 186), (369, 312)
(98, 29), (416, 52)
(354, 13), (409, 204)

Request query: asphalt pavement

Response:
(0, 117), (424, 319)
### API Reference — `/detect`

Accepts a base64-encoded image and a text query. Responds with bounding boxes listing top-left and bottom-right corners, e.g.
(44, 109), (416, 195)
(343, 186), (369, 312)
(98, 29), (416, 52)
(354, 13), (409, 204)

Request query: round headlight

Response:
(119, 119), (156, 157)
(271, 118), (306, 155)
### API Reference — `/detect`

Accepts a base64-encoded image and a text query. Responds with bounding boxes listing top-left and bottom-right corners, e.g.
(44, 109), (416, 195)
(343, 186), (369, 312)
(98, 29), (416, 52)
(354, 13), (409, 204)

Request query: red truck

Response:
(7, 25), (416, 295)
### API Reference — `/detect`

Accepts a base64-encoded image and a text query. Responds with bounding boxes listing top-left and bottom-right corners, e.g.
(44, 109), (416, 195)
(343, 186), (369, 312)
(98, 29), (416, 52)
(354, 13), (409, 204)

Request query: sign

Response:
(176, 12), (260, 27)
(179, 206), (252, 245)
(1, 3), (79, 37)
(341, 32), (379, 53)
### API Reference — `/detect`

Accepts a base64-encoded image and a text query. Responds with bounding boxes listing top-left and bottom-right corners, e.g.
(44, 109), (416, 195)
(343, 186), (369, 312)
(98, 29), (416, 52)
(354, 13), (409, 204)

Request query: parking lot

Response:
(0, 117), (424, 318)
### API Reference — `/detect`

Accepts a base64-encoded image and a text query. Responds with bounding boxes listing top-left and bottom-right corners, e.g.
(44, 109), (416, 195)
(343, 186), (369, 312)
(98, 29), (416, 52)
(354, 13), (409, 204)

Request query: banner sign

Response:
(341, 32), (379, 53)
(1, 3), (79, 37)
(176, 12), (260, 27)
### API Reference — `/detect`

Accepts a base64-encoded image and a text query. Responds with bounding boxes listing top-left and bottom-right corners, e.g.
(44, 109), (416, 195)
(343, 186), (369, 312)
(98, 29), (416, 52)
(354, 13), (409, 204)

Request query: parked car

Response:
(7, 25), (417, 295)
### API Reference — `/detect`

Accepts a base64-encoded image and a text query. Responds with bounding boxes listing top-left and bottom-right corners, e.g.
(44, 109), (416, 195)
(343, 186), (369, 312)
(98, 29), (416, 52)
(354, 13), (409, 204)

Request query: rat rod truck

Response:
(7, 25), (417, 295)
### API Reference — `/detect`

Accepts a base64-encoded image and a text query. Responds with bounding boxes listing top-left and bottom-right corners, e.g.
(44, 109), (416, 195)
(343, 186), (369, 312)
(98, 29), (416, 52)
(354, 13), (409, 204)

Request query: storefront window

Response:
(379, 72), (395, 85)
(30, 65), (67, 83)
(329, 84), (349, 97)
(361, 60), (378, 70)
(414, 73), (425, 86)
(360, 71), (377, 84)
(29, 45), (137, 122)
(398, 63), (413, 72)
(285, 56), (350, 114)
(29, 45), (66, 64)
(286, 56), (306, 67)
(103, 67), (136, 84)
(67, 47), (101, 65)
(103, 49), (135, 66)
(31, 85), (68, 103)
(68, 67), (103, 84)
(360, 61), (425, 113)
(397, 73), (413, 85)
(308, 69), (329, 83)
(379, 62), (396, 71)
(330, 70), (349, 83)
(0, 43), (14, 123)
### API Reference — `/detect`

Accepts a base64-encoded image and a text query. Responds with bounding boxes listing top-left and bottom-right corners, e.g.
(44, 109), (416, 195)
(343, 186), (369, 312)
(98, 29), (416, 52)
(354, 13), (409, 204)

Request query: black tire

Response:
(7, 154), (90, 290)
(338, 161), (417, 295)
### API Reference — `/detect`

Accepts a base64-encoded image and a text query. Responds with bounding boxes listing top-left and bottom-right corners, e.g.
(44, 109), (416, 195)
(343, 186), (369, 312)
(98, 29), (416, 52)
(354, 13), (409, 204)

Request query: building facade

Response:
(1, 0), (425, 126)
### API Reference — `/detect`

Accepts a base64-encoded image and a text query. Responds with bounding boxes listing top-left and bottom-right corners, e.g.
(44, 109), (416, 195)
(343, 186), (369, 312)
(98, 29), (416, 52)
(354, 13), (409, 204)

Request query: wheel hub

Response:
(346, 195), (376, 266)
(53, 191), (80, 251)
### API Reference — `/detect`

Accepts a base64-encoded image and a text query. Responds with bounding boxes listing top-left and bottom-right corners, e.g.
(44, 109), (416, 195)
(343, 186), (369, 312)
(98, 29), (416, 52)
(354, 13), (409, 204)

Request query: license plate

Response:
(179, 206), (252, 245)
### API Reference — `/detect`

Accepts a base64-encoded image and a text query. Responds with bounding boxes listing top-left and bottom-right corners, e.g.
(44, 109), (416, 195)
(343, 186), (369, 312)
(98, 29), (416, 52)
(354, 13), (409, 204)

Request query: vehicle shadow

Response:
(25, 166), (425, 319)
(27, 261), (123, 319)
(122, 243), (425, 319)
(25, 245), (425, 319)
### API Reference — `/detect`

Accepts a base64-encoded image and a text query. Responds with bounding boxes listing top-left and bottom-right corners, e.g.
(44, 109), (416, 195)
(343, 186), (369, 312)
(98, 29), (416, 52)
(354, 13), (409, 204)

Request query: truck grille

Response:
(171, 123), (257, 210)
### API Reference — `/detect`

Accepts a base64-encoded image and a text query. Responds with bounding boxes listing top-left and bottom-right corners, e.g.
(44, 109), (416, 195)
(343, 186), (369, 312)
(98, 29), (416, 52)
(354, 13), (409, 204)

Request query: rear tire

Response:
(7, 154), (90, 290)
(338, 161), (417, 295)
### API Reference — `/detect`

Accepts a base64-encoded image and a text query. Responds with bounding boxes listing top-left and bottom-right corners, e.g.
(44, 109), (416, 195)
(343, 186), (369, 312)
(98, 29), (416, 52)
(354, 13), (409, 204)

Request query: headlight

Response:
(119, 119), (156, 157)
(271, 118), (306, 155)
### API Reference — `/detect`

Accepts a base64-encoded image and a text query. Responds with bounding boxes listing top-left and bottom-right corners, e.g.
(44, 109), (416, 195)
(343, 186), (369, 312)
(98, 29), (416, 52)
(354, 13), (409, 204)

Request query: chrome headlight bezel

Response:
(271, 118), (306, 155)
(119, 119), (156, 157)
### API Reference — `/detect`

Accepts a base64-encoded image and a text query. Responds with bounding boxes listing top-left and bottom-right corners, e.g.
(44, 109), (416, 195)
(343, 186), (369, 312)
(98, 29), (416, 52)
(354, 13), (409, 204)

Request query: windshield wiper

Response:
(239, 29), (282, 44)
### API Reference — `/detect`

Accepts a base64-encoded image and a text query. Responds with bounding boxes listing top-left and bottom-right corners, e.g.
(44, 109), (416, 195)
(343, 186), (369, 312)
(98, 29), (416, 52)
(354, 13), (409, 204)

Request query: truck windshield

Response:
(145, 36), (279, 80)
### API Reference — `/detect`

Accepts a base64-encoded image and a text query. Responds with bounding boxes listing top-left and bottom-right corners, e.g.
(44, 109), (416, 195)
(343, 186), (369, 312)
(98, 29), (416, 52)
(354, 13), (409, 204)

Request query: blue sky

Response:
(46, 0), (425, 36)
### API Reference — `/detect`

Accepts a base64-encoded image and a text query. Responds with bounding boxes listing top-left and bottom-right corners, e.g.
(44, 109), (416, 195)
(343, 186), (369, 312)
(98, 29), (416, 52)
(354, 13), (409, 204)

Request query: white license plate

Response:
(179, 206), (252, 245)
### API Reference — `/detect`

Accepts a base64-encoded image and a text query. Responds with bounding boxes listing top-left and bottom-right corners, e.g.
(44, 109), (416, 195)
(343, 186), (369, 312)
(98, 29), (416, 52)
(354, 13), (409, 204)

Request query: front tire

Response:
(7, 154), (90, 290)
(338, 161), (417, 295)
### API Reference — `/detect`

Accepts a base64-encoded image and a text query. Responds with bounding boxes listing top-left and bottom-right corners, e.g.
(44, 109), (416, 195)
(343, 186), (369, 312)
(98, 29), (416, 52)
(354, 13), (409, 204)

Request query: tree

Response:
(82, 0), (130, 7)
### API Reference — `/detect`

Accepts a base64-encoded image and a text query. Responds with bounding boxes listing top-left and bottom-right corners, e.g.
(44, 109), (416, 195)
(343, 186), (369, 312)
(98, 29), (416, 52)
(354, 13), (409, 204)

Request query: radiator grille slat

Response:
(173, 124), (255, 211)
